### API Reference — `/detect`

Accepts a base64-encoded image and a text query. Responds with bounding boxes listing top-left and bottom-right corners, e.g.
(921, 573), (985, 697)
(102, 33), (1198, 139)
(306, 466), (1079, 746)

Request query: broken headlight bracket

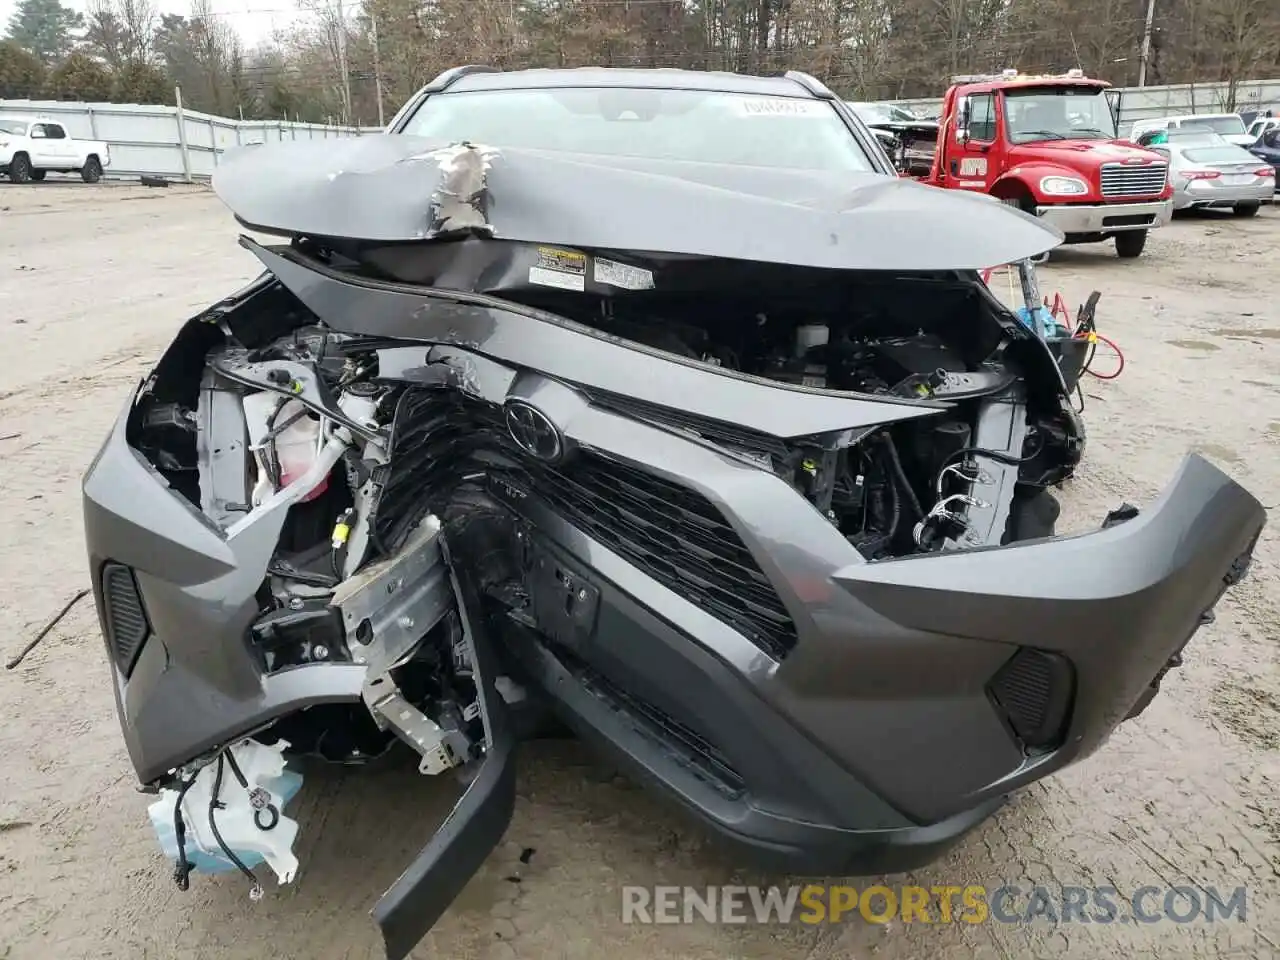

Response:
(330, 515), (467, 775)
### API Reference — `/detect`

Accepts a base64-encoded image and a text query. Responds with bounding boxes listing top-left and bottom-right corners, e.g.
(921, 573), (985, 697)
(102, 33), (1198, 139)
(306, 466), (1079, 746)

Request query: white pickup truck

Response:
(0, 115), (111, 183)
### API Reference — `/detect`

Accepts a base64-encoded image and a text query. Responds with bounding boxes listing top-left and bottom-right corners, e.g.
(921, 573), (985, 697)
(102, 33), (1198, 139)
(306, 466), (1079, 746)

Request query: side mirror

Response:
(1105, 90), (1121, 129)
(956, 97), (971, 144)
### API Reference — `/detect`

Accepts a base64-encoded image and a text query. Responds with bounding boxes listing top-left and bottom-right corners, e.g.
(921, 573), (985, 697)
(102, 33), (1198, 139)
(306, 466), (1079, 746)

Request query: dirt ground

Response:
(0, 182), (1277, 960)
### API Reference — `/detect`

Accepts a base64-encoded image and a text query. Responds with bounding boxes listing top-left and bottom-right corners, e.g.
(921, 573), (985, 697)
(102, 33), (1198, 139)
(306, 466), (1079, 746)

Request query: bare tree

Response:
(84, 0), (128, 71)
(117, 0), (157, 63)
(1200, 0), (1280, 110)
(110, 0), (1280, 121)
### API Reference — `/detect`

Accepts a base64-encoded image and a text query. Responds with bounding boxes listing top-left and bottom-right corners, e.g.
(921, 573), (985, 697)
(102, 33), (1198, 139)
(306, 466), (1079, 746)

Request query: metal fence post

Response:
(174, 86), (192, 183)
(209, 117), (218, 166)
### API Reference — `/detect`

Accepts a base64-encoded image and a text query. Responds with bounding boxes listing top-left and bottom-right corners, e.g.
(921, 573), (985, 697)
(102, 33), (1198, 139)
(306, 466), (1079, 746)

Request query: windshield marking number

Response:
(736, 98), (823, 117)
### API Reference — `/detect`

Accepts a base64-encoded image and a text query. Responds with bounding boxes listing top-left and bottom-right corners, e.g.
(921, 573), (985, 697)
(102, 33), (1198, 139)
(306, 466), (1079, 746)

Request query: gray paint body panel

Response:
(211, 133), (1062, 269)
(84, 249), (1265, 823)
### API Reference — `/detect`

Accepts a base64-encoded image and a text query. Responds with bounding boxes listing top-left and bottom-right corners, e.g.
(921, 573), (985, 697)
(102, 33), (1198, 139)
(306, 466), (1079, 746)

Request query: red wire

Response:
(1082, 332), (1125, 380)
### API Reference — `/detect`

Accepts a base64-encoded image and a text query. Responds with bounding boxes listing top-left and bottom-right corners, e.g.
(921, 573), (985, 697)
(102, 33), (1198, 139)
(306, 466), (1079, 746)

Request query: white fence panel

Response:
(0, 98), (380, 180)
(1111, 78), (1280, 128)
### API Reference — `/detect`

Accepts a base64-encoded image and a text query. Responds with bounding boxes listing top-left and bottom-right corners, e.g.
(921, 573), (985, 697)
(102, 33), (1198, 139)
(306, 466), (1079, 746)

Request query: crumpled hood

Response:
(212, 134), (1062, 270)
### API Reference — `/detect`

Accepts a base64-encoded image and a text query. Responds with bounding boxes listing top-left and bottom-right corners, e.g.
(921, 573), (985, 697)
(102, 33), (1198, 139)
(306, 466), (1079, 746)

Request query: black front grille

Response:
(523, 448), (798, 659)
(101, 562), (149, 677)
(375, 388), (799, 660)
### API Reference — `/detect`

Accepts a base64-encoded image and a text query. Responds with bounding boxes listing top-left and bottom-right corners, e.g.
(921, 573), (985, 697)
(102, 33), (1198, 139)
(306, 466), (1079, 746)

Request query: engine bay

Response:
(136, 314), (1076, 581)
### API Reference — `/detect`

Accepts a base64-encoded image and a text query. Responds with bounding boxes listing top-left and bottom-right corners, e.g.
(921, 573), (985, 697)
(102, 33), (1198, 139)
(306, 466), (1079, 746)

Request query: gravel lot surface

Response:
(1, 182), (1277, 960)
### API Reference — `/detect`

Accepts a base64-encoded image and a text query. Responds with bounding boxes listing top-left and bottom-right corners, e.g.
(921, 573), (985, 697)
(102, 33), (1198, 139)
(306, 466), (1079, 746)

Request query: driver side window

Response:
(29, 123), (47, 138)
(44, 123), (66, 140)
(969, 94), (995, 142)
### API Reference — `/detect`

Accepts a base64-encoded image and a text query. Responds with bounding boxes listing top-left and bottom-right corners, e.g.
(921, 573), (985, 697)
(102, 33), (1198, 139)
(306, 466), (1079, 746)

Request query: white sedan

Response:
(1155, 135), (1276, 215)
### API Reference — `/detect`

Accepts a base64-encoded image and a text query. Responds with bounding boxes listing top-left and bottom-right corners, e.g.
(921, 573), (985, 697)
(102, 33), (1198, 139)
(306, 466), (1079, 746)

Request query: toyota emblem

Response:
(504, 400), (563, 462)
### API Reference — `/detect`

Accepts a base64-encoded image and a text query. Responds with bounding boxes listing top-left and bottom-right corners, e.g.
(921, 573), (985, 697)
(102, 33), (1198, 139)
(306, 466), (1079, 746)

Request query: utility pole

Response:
(371, 13), (386, 127)
(1137, 0), (1156, 87)
(335, 0), (352, 124)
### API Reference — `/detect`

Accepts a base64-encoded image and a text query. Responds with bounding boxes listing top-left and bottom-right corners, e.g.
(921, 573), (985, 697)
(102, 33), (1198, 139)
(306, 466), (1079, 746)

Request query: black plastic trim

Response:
(101, 561), (150, 678)
(372, 551), (517, 960)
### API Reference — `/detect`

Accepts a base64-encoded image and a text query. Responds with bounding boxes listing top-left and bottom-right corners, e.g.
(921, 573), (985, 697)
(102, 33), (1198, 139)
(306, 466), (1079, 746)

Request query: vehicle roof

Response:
(1167, 137), (1229, 152)
(1151, 113), (1242, 122)
(446, 66), (824, 98)
(954, 76), (1109, 94)
(1172, 139), (1256, 155)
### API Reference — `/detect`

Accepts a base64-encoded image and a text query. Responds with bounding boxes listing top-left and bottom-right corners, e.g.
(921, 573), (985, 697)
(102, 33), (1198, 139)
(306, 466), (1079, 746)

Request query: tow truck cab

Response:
(926, 69), (1173, 259)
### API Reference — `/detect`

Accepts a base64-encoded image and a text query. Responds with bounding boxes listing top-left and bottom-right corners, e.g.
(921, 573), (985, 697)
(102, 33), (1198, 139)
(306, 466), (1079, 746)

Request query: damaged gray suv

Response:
(82, 65), (1265, 958)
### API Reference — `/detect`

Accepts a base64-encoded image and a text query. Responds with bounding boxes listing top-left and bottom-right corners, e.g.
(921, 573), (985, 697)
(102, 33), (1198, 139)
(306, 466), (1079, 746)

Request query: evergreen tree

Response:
(0, 38), (46, 97)
(46, 50), (112, 101)
(113, 59), (170, 104)
(5, 0), (84, 64)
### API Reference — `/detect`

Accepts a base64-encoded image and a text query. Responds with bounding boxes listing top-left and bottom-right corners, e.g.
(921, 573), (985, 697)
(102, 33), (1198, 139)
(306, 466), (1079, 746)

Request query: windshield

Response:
(1182, 145), (1261, 164)
(400, 87), (876, 172)
(1003, 88), (1117, 143)
(1181, 116), (1247, 136)
(0, 119), (29, 135)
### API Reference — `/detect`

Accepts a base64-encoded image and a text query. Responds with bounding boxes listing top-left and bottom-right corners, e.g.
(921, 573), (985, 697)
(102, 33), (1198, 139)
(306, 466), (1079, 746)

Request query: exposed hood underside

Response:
(211, 135), (1063, 271)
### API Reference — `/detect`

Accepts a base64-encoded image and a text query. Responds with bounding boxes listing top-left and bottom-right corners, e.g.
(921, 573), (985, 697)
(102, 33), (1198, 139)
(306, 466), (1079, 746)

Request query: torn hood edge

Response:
(213, 135), (1064, 272)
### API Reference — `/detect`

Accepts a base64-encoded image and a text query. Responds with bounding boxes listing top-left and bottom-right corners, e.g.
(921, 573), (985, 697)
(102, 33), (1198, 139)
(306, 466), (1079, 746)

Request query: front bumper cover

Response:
(85, 367), (1264, 822)
(1035, 198), (1173, 233)
(84, 316), (1263, 958)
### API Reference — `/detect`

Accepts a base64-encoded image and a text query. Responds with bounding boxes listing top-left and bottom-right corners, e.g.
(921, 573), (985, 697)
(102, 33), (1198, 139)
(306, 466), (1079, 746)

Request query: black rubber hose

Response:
(208, 753), (263, 896)
(881, 433), (924, 520)
(171, 774), (199, 891)
(884, 468), (902, 539)
(223, 748), (250, 789)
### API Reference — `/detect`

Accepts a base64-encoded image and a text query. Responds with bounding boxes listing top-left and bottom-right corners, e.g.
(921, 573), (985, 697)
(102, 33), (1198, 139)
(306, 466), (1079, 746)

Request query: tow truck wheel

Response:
(1115, 231), (1147, 259)
(29, 170), (46, 182)
(1232, 202), (1259, 217)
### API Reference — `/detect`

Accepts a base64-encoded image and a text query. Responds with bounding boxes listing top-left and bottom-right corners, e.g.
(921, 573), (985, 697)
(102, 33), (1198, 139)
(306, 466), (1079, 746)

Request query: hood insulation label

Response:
(529, 246), (587, 291)
(593, 258), (655, 291)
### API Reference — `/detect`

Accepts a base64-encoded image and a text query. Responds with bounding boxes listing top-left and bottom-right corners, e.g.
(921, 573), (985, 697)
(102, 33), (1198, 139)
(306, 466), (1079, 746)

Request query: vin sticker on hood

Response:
(593, 258), (655, 291)
(529, 246), (587, 291)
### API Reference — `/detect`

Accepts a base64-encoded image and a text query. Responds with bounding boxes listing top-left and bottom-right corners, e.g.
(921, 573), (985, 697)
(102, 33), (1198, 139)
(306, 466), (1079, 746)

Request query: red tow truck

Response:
(873, 69), (1174, 259)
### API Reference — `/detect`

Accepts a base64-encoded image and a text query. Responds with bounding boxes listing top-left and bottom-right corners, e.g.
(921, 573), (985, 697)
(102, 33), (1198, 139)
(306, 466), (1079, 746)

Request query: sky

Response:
(1, 0), (306, 48)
